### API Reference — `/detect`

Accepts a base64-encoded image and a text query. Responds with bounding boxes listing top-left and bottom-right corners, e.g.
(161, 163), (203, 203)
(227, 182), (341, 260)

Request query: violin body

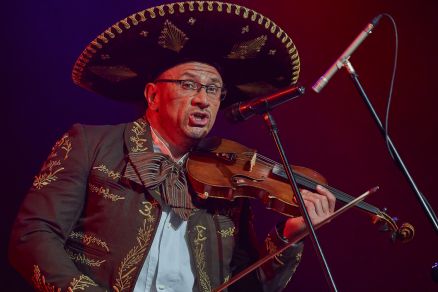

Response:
(187, 138), (326, 217)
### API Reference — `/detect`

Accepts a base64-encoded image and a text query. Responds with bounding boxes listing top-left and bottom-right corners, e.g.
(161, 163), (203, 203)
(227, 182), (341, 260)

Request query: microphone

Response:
(312, 14), (383, 93)
(225, 86), (305, 122)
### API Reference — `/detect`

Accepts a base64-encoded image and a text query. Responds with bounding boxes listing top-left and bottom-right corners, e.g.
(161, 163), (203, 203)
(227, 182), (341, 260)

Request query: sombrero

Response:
(72, 1), (300, 108)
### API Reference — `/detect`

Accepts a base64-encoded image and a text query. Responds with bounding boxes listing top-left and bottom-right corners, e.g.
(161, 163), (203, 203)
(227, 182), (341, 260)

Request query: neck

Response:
(146, 114), (195, 161)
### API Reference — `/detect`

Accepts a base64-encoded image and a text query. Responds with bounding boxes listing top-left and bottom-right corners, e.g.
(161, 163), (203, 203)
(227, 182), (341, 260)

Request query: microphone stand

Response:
(262, 110), (338, 292)
(342, 59), (438, 233)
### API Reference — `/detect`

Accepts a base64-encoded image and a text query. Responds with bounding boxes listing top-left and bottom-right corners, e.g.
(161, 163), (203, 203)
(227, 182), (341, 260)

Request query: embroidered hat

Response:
(72, 1), (300, 107)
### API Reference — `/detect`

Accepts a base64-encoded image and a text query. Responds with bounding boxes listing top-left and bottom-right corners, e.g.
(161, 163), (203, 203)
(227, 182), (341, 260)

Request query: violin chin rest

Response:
(195, 136), (222, 152)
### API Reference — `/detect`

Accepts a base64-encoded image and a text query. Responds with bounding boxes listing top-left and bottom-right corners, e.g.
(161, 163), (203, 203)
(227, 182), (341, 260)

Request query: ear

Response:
(144, 83), (159, 111)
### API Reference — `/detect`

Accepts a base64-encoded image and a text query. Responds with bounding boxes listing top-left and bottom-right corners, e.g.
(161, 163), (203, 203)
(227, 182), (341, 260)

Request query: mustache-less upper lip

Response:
(190, 110), (210, 119)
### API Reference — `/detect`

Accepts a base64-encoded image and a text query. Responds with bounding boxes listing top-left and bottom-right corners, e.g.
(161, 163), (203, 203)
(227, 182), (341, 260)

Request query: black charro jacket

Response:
(9, 118), (303, 292)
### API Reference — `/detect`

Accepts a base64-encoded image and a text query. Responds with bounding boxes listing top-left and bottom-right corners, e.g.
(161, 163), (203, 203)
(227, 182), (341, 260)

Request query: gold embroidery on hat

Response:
(32, 265), (60, 292)
(234, 5), (241, 15)
(83, 51), (93, 58)
(91, 40), (102, 49)
(227, 35), (267, 59)
(258, 14), (264, 25)
(157, 5), (165, 16)
(33, 133), (72, 190)
(276, 28), (283, 39)
(114, 218), (155, 291)
(178, 2), (185, 13)
(137, 10), (147, 22)
(269, 49), (276, 55)
(226, 3), (233, 13)
(129, 15), (138, 26)
(264, 18), (271, 29)
(147, 7), (156, 18)
(112, 24), (123, 34)
(197, 1), (205, 12)
(250, 11), (257, 21)
(241, 25), (249, 34)
(193, 225), (211, 292)
(158, 19), (189, 53)
(167, 3), (175, 14)
(139, 30), (149, 37)
(66, 248), (106, 267)
(89, 65), (137, 82)
(270, 23), (277, 34)
(207, 1), (214, 11)
(72, 1), (301, 98)
(69, 231), (110, 252)
(69, 275), (98, 291)
(130, 119), (148, 152)
(120, 19), (130, 29)
(188, 17), (196, 25)
(188, 1), (195, 11)
(104, 28), (115, 39)
(89, 183), (125, 202)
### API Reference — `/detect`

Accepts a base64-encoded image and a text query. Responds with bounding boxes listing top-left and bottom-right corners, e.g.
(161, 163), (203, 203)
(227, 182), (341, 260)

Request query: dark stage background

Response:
(2, 0), (437, 291)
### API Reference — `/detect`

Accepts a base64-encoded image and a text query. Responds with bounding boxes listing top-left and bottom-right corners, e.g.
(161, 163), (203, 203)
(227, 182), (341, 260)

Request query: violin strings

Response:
(234, 152), (380, 214)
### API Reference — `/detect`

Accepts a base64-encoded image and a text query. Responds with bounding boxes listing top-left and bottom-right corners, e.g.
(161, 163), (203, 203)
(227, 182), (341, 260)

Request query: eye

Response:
(180, 80), (197, 90)
(206, 85), (219, 95)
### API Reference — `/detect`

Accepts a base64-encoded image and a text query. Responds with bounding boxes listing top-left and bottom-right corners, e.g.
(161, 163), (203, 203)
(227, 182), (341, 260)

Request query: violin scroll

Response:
(373, 210), (415, 243)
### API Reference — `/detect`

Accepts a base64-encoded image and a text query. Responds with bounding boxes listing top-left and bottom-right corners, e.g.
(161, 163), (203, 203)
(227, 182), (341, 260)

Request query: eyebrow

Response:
(179, 72), (223, 85)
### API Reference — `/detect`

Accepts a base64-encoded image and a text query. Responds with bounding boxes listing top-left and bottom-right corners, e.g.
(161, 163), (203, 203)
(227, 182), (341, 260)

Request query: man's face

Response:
(147, 62), (223, 147)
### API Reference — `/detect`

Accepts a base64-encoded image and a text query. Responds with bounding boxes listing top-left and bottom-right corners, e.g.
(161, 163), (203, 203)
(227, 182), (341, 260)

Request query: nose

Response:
(191, 88), (210, 109)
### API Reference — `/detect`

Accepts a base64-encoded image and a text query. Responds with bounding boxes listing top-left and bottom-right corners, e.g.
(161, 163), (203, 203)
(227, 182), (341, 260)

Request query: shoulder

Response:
(68, 121), (128, 142)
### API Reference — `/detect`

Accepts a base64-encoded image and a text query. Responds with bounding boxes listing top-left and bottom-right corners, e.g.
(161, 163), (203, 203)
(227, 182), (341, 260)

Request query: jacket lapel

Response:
(121, 117), (163, 204)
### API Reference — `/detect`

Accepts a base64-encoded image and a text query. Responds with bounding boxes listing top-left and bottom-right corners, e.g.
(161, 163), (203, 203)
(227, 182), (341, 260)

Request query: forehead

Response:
(159, 62), (222, 82)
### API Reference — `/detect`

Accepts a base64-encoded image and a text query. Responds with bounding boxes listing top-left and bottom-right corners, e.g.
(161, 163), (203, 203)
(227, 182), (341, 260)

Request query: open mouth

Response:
(189, 112), (209, 127)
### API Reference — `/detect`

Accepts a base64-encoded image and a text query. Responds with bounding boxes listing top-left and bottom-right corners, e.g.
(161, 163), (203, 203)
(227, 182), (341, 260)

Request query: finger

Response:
(303, 199), (317, 218)
(316, 185), (336, 212)
(301, 189), (326, 217)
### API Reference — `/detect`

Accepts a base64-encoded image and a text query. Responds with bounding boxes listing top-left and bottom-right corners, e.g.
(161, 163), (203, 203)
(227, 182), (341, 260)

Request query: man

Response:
(9, 2), (335, 291)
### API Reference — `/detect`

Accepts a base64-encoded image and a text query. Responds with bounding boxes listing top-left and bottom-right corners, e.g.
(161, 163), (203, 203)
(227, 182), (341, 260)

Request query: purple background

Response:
(2, 0), (438, 291)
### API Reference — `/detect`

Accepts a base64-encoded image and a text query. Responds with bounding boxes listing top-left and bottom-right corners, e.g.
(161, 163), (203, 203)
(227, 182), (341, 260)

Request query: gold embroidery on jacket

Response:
(265, 234), (286, 265)
(93, 164), (121, 180)
(32, 265), (61, 292)
(193, 225), (211, 292)
(114, 217), (156, 291)
(89, 183), (125, 201)
(66, 249), (106, 267)
(130, 120), (148, 152)
(33, 133), (72, 190)
(139, 201), (157, 223)
(217, 226), (236, 238)
(68, 274), (98, 291)
(69, 231), (110, 252)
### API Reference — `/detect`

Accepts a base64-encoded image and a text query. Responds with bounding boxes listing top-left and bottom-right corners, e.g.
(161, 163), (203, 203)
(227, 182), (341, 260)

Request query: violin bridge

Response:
(248, 151), (257, 172)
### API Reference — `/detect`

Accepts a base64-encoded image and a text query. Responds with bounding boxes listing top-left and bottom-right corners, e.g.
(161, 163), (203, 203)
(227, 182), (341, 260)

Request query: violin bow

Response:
(213, 186), (380, 292)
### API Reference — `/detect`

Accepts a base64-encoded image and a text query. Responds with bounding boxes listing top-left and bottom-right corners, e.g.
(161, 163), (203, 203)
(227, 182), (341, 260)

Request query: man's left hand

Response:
(282, 185), (336, 240)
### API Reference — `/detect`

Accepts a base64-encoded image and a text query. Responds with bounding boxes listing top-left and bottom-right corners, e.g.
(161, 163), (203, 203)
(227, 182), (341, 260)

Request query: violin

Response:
(186, 138), (414, 242)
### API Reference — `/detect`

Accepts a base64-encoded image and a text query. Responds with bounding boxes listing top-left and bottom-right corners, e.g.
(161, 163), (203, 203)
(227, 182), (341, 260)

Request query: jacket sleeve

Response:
(230, 200), (303, 292)
(8, 124), (106, 292)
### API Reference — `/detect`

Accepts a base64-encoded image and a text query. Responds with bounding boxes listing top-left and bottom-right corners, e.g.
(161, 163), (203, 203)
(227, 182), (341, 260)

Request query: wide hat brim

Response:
(72, 1), (300, 108)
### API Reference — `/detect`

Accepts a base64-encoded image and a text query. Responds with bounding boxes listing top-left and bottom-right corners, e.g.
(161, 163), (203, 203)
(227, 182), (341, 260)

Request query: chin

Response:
(185, 127), (209, 140)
